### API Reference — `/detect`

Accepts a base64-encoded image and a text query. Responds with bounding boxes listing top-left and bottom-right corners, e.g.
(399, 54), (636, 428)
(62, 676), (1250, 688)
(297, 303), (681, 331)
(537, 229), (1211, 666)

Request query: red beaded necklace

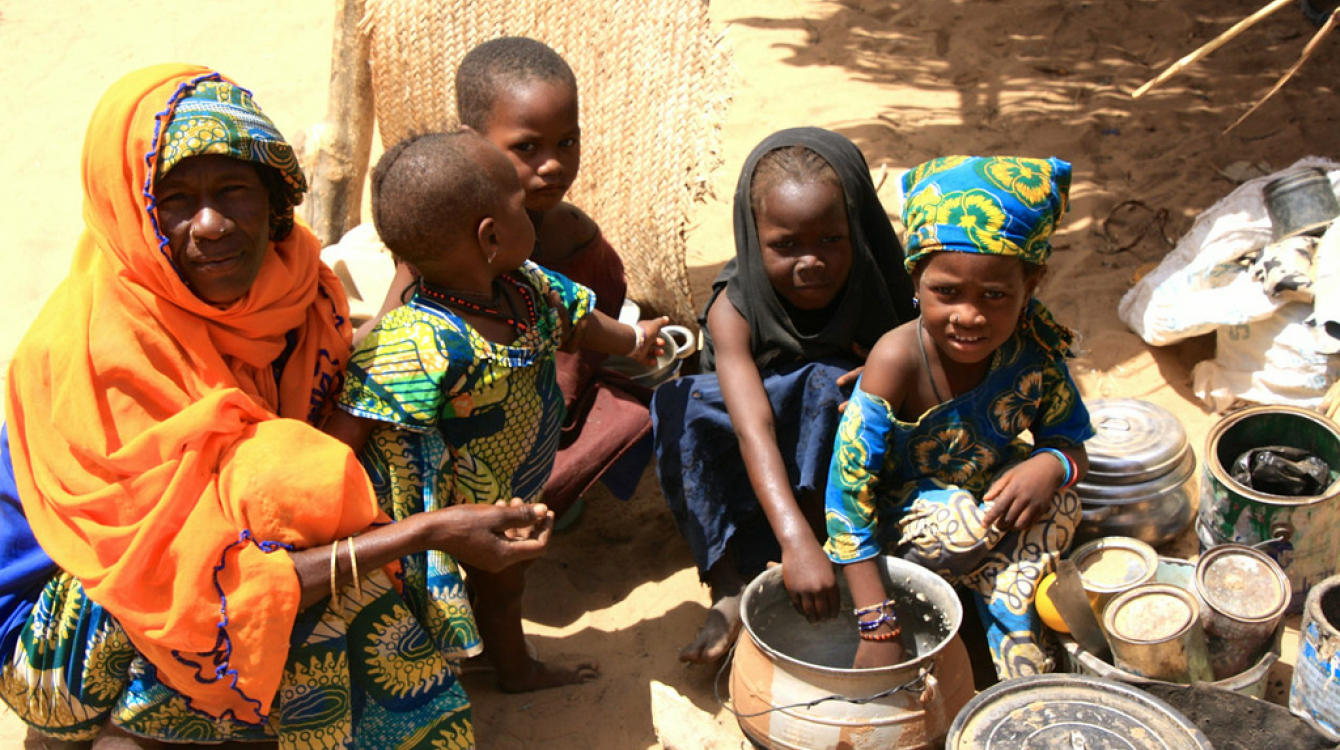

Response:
(419, 274), (540, 333)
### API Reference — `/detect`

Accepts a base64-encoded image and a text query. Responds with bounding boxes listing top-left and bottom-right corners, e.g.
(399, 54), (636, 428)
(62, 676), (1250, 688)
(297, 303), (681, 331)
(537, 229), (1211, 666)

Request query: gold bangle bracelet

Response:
(348, 536), (362, 601)
(329, 538), (341, 609)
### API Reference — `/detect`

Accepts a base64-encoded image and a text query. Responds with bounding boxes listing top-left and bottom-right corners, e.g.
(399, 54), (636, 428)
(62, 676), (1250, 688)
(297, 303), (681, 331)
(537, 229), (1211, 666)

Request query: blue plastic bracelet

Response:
(1033, 447), (1073, 487)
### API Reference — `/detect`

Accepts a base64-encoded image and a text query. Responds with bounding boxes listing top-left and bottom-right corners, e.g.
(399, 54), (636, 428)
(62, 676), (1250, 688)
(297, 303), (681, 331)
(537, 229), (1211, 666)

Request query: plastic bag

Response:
(1231, 445), (1331, 496)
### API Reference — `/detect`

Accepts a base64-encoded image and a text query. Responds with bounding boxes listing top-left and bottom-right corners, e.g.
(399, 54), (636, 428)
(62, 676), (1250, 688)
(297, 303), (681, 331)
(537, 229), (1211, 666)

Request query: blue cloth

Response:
(0, 425), (58, 659)
(651, 360), (853, 579)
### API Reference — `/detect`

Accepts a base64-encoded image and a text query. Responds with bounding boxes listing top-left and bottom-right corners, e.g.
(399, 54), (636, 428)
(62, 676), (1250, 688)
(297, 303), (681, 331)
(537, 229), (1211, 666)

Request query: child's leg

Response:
(464, 560), (600, 692)
(679, 548), (745, 664)
(959, 488), (1082, 679)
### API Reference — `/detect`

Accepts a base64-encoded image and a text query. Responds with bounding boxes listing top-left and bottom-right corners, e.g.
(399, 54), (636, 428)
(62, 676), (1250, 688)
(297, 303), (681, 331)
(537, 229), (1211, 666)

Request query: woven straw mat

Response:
(361, 0), (733, 327)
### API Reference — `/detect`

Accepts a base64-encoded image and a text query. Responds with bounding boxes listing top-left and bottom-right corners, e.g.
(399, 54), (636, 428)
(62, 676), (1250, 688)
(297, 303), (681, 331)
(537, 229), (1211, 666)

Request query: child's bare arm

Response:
(566, 306), (668, 362)
(983, 443), (1088, 530)
(842, 559), (905, 668)
(322, 409), (377, 455)
(709, 297), (839, 623)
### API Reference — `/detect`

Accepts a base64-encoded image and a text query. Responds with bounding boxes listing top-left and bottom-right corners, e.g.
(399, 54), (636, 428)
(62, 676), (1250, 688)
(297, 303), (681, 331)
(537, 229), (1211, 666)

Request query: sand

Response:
(2, 0), (1339, 747)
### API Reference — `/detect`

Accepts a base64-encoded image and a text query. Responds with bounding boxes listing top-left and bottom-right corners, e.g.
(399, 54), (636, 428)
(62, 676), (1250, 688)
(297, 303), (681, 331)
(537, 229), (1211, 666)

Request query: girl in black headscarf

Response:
(652, 128), (916, 662)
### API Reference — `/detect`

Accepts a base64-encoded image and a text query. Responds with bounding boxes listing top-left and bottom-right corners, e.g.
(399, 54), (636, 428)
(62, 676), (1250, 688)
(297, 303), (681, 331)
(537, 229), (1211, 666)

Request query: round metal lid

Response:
(1084, 399), (1190, 484)
(948, 674), (1213, 750)
(1196, 545), (1290, 621)
(1073, 538), (1159, 592)
(1106, 584), (1198, 643)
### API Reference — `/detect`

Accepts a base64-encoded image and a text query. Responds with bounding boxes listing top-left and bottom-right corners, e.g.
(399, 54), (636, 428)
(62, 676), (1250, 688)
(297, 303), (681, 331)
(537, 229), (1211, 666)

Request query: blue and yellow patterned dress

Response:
(824, 326), (1093, 678)
(337, 261), (593, 655)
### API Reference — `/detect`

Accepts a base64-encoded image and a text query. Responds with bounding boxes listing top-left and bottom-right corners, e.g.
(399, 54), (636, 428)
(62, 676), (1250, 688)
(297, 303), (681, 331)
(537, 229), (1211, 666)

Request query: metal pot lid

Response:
(1196, 545), (1290, 621)
(1072, 537), (1159, 592)
(947, 674), (1213, 750)
(1076, 450), (1196, 503)
(1084, 399), (1190, 484)
(1105, 584), (1198, 643)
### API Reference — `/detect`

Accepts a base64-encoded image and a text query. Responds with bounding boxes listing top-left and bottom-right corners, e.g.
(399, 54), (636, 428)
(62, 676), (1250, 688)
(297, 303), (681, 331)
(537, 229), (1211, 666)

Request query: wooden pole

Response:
(303, 0), (376, 247)
(1224, 10), (1338, 133)
(1132, 0), (1295, 98)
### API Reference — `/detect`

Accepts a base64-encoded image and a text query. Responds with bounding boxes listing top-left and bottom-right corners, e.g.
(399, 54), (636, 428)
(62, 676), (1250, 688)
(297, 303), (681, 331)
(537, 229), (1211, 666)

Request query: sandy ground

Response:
(3, 0), (1340, 747)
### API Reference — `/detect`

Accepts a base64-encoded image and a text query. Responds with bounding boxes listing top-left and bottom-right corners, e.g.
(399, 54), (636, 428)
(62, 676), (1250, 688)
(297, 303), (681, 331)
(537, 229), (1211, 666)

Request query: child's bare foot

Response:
(496, 656), (600, 693)
(679, 592), (742, 664)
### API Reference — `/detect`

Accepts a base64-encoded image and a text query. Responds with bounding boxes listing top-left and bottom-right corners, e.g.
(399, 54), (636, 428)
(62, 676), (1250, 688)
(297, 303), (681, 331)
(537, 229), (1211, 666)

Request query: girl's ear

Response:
(1024, 263), (1047, 297)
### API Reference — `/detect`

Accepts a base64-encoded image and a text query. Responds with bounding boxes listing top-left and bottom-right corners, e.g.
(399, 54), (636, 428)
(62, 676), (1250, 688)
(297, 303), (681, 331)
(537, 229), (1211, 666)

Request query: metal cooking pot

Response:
(1075, 399), (1198, 547)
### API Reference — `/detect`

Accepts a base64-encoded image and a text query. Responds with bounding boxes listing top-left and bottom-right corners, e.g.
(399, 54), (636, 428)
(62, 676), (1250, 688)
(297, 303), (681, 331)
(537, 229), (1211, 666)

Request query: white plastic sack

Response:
(1192, 303), (1340, 412)
(1118, 157), (1340, 345)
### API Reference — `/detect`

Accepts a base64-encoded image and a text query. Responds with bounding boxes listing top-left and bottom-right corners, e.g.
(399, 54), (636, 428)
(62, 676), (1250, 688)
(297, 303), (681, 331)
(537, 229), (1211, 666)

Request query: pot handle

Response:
(660, 325), (697, 360)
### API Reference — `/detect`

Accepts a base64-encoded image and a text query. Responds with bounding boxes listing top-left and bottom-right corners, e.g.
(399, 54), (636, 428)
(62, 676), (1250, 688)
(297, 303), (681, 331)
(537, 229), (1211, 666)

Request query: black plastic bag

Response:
(1231, 445), (1332, 496)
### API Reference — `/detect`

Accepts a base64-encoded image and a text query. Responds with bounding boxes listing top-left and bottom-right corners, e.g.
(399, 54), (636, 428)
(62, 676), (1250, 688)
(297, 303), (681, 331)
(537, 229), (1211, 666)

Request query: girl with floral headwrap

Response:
(824, 156), (1093, 679)
(0, 64), (552, 748)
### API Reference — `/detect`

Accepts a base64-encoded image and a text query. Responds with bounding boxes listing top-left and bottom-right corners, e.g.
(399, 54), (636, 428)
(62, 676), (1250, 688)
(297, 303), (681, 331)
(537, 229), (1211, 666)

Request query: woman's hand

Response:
(982, 454), (1064, 530)
(425, 501), (554, 573)
(781, 539), (840, 623)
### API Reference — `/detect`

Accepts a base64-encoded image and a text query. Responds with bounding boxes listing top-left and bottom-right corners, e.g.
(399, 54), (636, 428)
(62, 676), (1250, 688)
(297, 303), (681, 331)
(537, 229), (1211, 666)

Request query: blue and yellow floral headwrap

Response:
(156, 79), (307, 240)
(901, 155), (1071, 272)
(902, 155), (1076, 358)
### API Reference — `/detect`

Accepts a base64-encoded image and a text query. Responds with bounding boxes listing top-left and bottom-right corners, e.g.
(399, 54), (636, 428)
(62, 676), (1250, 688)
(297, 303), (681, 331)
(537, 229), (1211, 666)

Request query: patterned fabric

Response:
(0, 571), (475, 749)
(824, 331), (1093, 678)
(339, 262), (593, 652)
(157, 79), (307, 239)
(652, 360), (856, 579)
(901, 155), (1071, 270)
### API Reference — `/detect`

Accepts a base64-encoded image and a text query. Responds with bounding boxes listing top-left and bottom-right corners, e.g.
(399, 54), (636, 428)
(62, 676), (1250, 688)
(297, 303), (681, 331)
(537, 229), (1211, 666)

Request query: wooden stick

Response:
(1132, 0), (1295, 98)
(1224, 10), (1338, 133)
(303, 0), (376, 247)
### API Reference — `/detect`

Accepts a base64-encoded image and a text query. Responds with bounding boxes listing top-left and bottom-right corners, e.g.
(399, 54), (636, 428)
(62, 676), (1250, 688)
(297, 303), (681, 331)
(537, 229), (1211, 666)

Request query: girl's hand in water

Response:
(853, 637), (905, 669)
(781, 541), (841, 623)
(982, 454), (1065, 530)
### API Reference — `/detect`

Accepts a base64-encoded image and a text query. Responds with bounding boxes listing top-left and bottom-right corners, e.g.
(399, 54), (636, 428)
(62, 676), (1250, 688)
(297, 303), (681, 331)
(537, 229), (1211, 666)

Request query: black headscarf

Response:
(700, 127), (916, 372)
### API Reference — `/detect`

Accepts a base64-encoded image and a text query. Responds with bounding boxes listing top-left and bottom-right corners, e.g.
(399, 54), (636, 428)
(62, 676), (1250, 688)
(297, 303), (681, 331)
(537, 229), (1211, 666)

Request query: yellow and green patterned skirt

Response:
(0, 569), (474, 749)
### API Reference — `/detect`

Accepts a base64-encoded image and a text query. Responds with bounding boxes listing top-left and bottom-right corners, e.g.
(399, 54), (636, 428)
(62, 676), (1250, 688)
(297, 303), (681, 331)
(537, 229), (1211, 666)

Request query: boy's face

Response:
(479, 80), (581, 213)
(914, 252), (1037, 366)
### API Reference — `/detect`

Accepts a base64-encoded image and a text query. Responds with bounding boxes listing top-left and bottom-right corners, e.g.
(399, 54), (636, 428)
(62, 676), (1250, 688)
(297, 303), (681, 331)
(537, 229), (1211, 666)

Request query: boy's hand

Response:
(628, 316), (670, 364)
(982, 455), (1066, 530)
(835, 343), (870, 412)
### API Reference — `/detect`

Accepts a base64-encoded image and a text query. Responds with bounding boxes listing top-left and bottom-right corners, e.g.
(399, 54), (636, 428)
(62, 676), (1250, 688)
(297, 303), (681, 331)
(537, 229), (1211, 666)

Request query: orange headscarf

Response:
(5, 64), (379, 723)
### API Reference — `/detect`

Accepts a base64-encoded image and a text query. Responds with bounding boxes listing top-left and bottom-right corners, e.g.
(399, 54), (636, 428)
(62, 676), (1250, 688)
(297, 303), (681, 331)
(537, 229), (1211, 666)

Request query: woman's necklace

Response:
(419, 275), (540, 333)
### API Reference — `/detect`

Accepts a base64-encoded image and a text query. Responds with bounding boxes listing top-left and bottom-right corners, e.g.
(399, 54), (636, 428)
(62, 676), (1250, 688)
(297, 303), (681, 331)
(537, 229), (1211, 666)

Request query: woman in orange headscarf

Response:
(0, 64), (552, 748)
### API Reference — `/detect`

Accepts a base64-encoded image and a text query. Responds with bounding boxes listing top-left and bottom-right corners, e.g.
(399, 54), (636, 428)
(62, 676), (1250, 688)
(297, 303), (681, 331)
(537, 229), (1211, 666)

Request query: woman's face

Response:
(915, 252), (1037, 365)
(755, 178), (852, 310)
(154, 155), (271, 305)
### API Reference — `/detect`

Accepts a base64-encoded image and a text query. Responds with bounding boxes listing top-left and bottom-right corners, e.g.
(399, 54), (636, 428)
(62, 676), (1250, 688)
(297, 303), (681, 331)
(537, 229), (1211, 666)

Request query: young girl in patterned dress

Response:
(824, 156), (1093, 680)
(323, 131), (666, 693)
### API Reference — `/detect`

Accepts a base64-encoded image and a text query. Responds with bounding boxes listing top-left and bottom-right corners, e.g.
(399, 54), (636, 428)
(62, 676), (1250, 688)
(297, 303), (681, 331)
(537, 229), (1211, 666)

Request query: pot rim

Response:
(1206, 405), (1340, 507)
(739, 557), (962, 677)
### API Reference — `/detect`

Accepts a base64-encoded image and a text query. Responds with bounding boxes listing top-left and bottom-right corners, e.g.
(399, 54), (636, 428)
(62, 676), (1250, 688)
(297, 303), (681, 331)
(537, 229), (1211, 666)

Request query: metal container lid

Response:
(1196, 544), (1290, 622)
(1084, 399), (1191, 484)
(1075, 449), (1197, 503)
(1072, 537), (1159, 593)
(947, 674), (1214, 749)
(1105, 584), (1199, 643)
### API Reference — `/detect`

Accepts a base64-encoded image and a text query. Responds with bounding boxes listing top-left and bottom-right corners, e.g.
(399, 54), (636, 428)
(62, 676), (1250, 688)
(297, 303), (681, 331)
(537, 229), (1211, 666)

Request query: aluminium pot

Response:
(1074, 399), (1198, 547)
